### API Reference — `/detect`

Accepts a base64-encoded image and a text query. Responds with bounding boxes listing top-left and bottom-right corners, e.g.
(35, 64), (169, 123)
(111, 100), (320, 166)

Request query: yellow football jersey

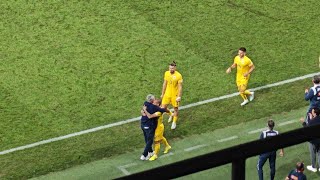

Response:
(154, 112), (164, 142)
(164, 71), (183, 97)
(155, 112), (163, 126)
(234, 56), (253, 80)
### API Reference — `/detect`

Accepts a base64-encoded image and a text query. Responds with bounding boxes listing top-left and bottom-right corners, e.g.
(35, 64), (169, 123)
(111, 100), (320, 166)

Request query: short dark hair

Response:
(267, 119), (275, 129)
(169, 61), (177, 66)
(296, 162), (304, 171)
(239, 47), (246, 52)
(313, 75), (320, 84)
(312, 107), (320, 116)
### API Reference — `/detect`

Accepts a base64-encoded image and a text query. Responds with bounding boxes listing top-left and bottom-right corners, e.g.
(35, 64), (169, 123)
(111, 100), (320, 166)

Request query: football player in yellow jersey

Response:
(161, 61), (183, 130)
(226, 47), (255, 106)
(142, 99), (172, 161)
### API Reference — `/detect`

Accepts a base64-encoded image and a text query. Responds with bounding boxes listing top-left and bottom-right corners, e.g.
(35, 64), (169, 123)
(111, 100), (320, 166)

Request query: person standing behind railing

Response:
(257, 119), (284, 180)
(304, 75), (320, 123)
(285, 162), (306, 180)
(300, 107), (320, 173)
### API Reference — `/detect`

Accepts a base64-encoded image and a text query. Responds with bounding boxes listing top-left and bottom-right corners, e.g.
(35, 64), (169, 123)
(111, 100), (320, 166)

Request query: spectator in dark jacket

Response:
(304, 75), (320, 124)
(300, 107), (320, 172)
(285, 162), (306, 180)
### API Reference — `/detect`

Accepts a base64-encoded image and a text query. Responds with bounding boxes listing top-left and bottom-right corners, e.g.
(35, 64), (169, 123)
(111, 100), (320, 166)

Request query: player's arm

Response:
(279, 148), (284, 156)
(275, 131), (285, 156)
(141, 109), (146, 116)
(142, 106), (160, 119)
(154, 105), (170, 114)
(161, 80), (167, 99)
(226, 63), (236, 74)
(289, 175), (298, 180)
(244, 63), (255, 77)
(176, 80), (183, 102)
(304, 88), (313, 100)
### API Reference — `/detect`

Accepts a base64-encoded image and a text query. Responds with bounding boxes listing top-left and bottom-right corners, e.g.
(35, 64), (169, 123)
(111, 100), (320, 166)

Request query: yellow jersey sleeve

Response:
(246, 57), (253, 67)
(155, 112), (162, 117)
(177, 73), (183, 84)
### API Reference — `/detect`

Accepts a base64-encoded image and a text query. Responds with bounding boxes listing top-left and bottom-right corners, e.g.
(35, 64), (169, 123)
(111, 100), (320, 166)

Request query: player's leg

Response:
(171, 107), (179, 130)
(167, 108), (174, 123)
(257, 154), (268, 180)
(315, 145), (320, 171)
(162, 137), (171, 154)
(150, 124), (164, 161)
(158, 123), (171, 153)
(243, 80), (254, 101)
(149, 140), (161, 161)
(238, 85), (249, 106)
(140, 126), (148, 160)
(161, 96), (170, 109)
(147, 127), (156, 159)
(307, 143), (317, 171)
(161, 96), (173, 121)
(269, 152), (276, 180)
(170, 96), (180, 129)
(141, 126), (154, 160)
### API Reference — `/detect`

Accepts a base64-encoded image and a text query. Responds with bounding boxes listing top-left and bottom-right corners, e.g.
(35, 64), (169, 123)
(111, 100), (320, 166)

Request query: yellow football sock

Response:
(240, 93), (247, 100)
(244, 90), (252, 95)
(168, 111), (173, 116)
(154, 142), (160, 155)
(162, 137), (170, 147)
(173, 116), (178, 123)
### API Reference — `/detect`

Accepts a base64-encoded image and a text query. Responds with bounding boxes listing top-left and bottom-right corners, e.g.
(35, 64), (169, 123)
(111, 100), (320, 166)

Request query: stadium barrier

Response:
(116, 124), (320, 180)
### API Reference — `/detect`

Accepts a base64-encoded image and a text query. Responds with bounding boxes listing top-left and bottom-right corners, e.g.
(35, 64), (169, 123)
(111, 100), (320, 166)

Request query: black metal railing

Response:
(116, 124), (320, 180)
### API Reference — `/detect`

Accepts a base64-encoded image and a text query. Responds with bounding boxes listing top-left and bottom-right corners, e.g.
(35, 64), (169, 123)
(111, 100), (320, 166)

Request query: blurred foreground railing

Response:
(116, 124), (320, 180)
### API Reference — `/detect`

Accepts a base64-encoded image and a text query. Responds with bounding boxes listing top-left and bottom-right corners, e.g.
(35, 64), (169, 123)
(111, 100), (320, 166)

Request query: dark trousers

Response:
(309, 142), (320, 168)
(257, 151), (276, 180)
(141, 124), (156, 157)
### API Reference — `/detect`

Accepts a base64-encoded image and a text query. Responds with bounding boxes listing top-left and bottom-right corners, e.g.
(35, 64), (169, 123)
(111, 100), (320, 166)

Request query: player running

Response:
(226, 47), (255, 106)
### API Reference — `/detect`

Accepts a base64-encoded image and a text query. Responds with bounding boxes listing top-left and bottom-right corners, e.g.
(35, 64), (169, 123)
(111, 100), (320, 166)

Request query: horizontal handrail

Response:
(117, 124), (320, 179)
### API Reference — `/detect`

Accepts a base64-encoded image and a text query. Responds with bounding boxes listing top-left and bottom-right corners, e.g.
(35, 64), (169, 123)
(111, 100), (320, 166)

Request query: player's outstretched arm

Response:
(142, 106), (160, 119)
(226, 63), (236, 74)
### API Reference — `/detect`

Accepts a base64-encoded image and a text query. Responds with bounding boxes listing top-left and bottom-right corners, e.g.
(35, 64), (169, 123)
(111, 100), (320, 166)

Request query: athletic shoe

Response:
(164, 145), (172, 154)
(140, 155), (146, 161)
(171, 122), (176, 130)
(307, 165), (317, 172)
(149, 154), (158, 161)
(249, 92), (255, 101)
(146, 152), (154, 160)
(240, 99), (249, 106)
(168, 115), (173, 123)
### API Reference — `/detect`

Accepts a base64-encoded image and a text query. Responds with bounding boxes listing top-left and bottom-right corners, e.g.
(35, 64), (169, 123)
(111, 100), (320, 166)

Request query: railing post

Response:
(232, 158), (245, 180)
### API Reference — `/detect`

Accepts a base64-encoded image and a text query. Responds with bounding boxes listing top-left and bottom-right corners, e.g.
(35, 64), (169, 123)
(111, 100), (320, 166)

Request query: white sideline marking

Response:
(248, 128), (266, 134)
(217, 136), (238, 142)
(159, 152), (174, 158)
(0, 72), (319, 156)
(184, 144), (208, 152)
(279, 120), (296, 126)
(117, 163), (137, 175)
